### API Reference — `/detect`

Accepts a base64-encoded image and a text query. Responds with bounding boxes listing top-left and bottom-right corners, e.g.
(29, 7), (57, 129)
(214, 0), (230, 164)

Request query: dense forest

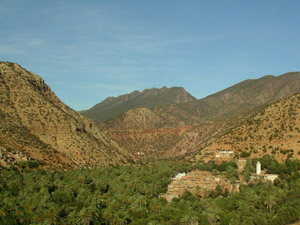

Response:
(1, 156), (300, 225)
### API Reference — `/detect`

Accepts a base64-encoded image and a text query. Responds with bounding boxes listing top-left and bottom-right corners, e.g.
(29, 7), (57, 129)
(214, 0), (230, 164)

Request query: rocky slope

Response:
(82, 86), (196, 124)
(100, 72), (300, 159)
(0, 62), (135, 168)
(199, 93), (300, 162)
(156, 72), (300, 126)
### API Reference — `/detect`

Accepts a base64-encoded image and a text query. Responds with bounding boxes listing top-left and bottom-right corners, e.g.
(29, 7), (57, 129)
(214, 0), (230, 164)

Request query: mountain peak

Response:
(82, 86), (196, 123)
(99, 71), (300, 160)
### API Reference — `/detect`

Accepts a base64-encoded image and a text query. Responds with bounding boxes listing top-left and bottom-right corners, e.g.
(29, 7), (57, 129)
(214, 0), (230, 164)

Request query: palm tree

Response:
(203, 202), (222, 225)
(180, 214), (191, 225)
(41, 205), (59, 225)
(149, 198), (161, 213)
(103, 208), (114, 225)
(264, 195), (277, 213)
(111, 215), (127, 225)
(78, 206), (100, 225)
(136, 195), (147, 207)
(207, 211), (220, 225)
(67, 210), (80, 225)
(245, 189), (260, 208)
(79, 207), (93, 225)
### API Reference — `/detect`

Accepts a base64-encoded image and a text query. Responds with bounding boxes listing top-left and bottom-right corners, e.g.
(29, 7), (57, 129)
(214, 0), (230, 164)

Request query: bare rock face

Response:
(0, 62), (134, 168)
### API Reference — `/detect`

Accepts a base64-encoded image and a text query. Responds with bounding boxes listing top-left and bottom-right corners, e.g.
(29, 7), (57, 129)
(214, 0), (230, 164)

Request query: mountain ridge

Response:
(0, 62), (135, 168)
(99, 71), (300, 159)
(1, 62), (300, 167)
(81, 86), (196, 123)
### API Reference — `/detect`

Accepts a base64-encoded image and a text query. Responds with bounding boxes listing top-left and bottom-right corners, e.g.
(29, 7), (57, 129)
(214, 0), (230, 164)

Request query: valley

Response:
(1, 62), (300, 225)
(1, 1), (299, 224)
(1, 62), (300, 168)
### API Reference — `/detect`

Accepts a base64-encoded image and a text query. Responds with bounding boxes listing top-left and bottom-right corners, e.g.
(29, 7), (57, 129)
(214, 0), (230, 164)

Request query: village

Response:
(161, 149), (279, 201)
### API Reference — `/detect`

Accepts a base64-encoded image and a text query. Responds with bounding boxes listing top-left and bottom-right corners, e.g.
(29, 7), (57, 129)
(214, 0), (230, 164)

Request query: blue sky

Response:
(1, 0), (300, 110)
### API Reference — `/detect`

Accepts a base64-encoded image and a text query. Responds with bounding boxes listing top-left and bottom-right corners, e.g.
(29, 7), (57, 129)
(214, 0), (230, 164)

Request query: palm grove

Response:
(1, 155), (300, 225)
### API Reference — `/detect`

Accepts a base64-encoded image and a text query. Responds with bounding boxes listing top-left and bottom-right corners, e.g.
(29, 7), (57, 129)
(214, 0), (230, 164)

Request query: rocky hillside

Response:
(82, 86), (196, 124)
(156, 72), (300, 126)
(0, 62), (135, 168)
(199, 93), (300, 162)
(100, 72), (300, 159)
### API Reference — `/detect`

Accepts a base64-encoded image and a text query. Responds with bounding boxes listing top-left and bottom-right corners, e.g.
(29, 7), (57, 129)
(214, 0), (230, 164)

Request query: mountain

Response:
(2, 63), (299, 168)
(156, 72), (300, 126)
(0, 62), (135, 168)
(81, 86), (196, 124)
(100, 72), (300, 159)
(199, 93), (300, 162)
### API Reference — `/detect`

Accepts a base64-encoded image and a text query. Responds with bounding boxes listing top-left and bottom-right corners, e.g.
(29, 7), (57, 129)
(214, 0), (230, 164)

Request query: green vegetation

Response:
(240, 151), (251, 158)
(1, 157), (300, 225)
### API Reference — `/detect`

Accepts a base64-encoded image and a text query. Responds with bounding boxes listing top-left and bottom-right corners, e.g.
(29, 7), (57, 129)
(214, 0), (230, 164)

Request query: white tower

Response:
(256, 161), (261, 175)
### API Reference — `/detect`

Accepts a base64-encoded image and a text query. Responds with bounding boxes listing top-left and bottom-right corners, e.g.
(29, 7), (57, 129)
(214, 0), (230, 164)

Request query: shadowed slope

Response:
(82, 86), (196, 124)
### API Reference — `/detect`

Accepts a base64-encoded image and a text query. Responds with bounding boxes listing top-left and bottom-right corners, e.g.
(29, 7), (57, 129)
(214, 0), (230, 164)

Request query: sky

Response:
(1, 0), (300, 110)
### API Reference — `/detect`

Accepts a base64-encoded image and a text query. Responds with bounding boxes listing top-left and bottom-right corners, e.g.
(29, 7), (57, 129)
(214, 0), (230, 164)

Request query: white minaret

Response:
(256, 161), (261, 175)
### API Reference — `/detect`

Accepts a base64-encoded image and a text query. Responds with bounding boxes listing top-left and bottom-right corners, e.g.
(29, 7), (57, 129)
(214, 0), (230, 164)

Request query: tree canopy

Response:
(0, 157), (300, 225)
